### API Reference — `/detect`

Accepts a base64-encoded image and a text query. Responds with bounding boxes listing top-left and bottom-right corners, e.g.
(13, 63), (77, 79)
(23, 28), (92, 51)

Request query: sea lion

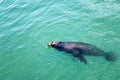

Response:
(48, 41), (116, 64)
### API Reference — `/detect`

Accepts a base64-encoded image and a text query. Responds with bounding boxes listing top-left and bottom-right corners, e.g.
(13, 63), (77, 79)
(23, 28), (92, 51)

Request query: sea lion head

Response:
(48, 41), (59, 47)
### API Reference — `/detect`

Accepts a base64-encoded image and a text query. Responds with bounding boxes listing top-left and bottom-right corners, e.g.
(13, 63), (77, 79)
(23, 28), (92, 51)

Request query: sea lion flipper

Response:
(78, 55), (87, 64)
(72, 49), (87, 64)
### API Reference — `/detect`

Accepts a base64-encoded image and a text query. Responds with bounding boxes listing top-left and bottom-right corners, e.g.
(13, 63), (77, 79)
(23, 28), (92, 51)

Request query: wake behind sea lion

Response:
(48, 41), (116, 64)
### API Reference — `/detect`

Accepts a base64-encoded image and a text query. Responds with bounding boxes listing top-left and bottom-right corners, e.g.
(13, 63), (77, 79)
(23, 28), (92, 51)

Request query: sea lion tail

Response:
(104, 53), (117, 62)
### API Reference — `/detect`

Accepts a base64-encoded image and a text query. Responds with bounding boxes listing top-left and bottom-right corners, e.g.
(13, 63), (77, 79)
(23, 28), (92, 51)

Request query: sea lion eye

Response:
(51, 41), (53, 43)
(51, 41), (55, 45)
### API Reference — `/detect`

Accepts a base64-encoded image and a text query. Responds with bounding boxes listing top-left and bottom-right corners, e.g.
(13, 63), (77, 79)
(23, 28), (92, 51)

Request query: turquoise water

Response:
(0, 0), (120, 80)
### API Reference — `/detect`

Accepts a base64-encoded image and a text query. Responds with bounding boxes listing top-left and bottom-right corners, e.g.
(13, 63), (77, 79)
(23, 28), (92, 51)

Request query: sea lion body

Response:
(48, 41), (116, 64)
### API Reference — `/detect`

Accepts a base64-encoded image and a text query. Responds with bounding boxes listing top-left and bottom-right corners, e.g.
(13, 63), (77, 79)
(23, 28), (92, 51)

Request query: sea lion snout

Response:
(48, 43), (52, 47)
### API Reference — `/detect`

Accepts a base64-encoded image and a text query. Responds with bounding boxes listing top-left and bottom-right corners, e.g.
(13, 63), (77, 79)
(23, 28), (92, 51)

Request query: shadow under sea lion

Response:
(48, 41), (116, 64)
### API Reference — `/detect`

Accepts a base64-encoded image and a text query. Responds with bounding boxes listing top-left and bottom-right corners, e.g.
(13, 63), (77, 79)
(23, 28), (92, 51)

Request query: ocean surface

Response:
(0, 0), (120, 80)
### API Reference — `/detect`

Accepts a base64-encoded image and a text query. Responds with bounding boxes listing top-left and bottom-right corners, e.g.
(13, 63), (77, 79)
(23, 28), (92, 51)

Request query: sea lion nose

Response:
(48, 43), (51, 47)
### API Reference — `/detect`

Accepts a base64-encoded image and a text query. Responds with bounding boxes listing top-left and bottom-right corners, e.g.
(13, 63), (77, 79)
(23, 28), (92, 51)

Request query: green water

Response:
(0, 0), (120, 80)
